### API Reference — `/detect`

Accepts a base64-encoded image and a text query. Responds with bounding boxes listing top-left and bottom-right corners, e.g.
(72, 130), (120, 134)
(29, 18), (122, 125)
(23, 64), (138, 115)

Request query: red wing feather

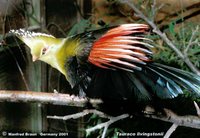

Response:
(88, 24), (153, 72)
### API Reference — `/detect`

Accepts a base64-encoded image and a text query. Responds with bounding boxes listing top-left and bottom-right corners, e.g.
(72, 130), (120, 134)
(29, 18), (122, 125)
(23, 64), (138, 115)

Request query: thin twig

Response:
(7, 49), (30, 91)
(46, 22), (67, 37)
(117, 0), (200, 75)
(184, 26), (199, 54)
(47, 111), (90, 120)
(164, 123), (178, 138)
(194, 101), (200, 117)
(101, 125), (108, 138)
(151, 0), (157, 21)
(144, 108), (200, 129)
(86, 114), (129, 137)
(47, 109), (129, 138)
(157, 3), (165, 11)
(47, 109), (112, 120)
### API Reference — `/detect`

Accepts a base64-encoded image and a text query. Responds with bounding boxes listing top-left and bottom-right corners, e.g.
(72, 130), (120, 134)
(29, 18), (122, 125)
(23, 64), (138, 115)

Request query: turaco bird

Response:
(10, 24), (200, 114)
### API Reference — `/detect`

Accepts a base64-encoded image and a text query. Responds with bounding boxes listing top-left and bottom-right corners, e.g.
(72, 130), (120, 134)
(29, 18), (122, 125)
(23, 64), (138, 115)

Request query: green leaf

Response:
(169, 21), (176, 36)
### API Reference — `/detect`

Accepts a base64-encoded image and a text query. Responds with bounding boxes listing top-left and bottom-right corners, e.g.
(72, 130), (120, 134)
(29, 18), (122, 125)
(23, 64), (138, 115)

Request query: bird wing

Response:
(86, 24), (200, 100)
(88, 24), (154, 72)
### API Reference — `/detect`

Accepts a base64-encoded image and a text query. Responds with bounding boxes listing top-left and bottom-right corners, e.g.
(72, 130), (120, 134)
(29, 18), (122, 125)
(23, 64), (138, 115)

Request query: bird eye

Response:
(42, 47), (47, 55)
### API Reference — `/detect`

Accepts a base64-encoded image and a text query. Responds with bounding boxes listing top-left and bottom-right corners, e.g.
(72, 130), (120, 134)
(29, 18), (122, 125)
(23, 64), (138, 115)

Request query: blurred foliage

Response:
(67, 19), (96, 36)
(86, 114), (124, 138)
(153, 23), (200, 71)
(67, 19), (110, 37)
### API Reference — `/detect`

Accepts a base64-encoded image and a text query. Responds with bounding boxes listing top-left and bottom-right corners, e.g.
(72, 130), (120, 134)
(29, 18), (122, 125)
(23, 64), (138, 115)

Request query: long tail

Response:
(86, 63), (200, 103)
(135, 63), (200, 99)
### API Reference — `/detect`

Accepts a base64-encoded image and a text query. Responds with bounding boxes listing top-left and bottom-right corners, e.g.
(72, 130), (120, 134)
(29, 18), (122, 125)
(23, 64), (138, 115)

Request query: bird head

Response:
(9, 29), (68, 78)
(10, 29), (57, 61)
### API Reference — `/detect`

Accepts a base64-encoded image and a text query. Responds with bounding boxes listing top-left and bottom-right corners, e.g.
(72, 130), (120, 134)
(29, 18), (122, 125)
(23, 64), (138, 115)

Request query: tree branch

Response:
(0, 90), (102, 107)
(184, 25), (199, 55)
(86, 114), (129, 138)
(144, 108), (200, 129)
(47, 109), (129, 138)
(117, 0), (200, 75)
(47, 109), (112, 120)
(194, 101), (200, 117)
(164, 123), (178, 138)
(0, 90), (200, 133)
(47, 108), (200, 137)
(47, 107), (200, 130)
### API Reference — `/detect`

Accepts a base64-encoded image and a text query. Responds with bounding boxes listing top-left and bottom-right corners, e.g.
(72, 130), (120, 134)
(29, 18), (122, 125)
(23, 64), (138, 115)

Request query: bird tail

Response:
(136, 63), (200, 99)
(87, 63), (200, 103)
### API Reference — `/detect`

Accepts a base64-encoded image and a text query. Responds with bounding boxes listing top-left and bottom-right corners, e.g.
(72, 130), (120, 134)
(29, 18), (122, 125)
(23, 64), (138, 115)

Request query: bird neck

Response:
(55, 38), (80, 87)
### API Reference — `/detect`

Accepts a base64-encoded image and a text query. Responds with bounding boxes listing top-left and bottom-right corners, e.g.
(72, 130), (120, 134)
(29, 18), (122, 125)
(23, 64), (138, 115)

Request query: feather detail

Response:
(9, 29), (55, 39)
(150, 63), (200, 97)
(88, 24), (153, 72)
